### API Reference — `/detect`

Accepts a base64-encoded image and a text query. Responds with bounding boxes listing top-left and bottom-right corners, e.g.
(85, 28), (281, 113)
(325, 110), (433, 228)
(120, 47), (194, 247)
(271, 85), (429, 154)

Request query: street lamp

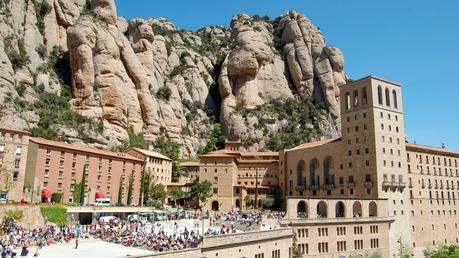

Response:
(397, 237), (403, 258)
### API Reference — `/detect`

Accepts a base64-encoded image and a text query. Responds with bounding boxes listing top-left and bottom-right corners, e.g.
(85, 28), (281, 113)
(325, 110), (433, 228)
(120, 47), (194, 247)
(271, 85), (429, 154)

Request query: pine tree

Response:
(79, 164), (87, 205)
(127, 171), (134, 205)
(117, 175), (123, 204)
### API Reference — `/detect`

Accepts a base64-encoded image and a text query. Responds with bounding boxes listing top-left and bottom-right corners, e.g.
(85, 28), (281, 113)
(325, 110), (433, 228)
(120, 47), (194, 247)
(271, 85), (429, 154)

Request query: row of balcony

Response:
(382, 181), (406, 191)
(295, 181), (374, 191)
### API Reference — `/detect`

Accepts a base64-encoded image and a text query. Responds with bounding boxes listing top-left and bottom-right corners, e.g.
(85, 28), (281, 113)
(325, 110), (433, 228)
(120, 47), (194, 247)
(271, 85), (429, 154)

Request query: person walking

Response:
(74, 237), (79, 249)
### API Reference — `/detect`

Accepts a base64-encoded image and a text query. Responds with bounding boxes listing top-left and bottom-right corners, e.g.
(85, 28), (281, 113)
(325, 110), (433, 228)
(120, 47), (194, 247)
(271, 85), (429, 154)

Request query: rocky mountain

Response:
(0, 0), (347, 156)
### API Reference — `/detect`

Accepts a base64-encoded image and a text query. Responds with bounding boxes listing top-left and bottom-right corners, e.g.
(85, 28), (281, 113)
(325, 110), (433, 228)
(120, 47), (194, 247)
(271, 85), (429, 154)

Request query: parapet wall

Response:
(134, 228), (294, 258)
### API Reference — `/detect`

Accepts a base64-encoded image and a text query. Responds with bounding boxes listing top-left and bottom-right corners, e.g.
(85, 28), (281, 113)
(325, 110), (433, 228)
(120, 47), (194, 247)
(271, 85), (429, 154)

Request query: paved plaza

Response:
(13, 238), (155, 258)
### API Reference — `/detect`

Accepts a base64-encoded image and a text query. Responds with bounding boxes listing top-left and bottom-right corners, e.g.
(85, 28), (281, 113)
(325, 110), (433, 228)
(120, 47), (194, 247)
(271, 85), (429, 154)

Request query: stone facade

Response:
(0, 128), (31, 201)
(406, 144), (459, 257)
(127, 148), (173, 186)
(24, 137), (143, 204)
(198, 141), (280, 212)
(134, 228), (293, 258)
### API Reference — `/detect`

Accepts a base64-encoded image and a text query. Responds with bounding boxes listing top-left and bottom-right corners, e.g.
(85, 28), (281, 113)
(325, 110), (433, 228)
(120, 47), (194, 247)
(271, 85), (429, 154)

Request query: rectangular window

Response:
(15, 146), (22, 155)
(0, 144), (4, 152)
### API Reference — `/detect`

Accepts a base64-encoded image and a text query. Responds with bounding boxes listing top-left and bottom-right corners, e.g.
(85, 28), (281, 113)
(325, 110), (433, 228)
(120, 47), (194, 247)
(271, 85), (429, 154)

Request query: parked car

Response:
(91, 198), (111, 206)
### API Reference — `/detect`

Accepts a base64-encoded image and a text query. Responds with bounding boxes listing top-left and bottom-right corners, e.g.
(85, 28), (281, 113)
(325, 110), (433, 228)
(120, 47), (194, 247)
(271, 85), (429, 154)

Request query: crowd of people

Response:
(0, 223), (89, 257)
(0, 210), (284, 256)
(91, 218), (201, 252)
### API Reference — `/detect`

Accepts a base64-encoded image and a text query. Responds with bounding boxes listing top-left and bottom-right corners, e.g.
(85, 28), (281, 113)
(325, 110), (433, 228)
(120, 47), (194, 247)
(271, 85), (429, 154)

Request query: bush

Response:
(4, 35), (30, 71)
(170, 64), (186, 77)
(15, 83), (26, 97)
(156, 86), (172, 101)
(51, 193), (62, 203)
(33, 0), (51, 35)
(40, 206), (67, 227)
(151, 24), (175, 37)
(36, 44), (47, 59)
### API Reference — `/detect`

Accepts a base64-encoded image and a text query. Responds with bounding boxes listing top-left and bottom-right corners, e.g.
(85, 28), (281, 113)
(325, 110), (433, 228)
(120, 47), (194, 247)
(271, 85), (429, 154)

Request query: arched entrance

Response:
(211, 201), (219, 211)
(369, 201), (378, 217)
(297, 201), (307, 218)
(235, 199), (240, 209)
(335, 201), (345, 218)
(317, 201), (327, 218)
(353, 201), (362, 217)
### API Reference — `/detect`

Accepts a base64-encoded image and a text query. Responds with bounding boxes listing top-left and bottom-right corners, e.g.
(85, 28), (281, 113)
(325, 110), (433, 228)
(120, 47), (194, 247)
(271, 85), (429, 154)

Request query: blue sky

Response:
(115, 0), (459, 151)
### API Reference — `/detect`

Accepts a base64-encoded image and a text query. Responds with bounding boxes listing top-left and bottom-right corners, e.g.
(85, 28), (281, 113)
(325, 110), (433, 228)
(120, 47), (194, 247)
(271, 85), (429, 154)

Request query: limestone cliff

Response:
(0, 0), (346, 155)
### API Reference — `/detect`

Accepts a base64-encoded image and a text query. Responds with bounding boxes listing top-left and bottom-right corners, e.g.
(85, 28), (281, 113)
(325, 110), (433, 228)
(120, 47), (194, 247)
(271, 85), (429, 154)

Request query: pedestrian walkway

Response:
(14, 238), (155, 258)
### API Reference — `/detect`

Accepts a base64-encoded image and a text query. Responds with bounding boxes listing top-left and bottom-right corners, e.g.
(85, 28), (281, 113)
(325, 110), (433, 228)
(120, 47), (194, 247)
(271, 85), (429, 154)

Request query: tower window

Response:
(353, 90), (359, 107)
(392, 90), (398, 109)
(385, 88), (390, 107)
(361, 87), (368, 105)
(345, 92), (351, 110)
(377, 86), (383, 105)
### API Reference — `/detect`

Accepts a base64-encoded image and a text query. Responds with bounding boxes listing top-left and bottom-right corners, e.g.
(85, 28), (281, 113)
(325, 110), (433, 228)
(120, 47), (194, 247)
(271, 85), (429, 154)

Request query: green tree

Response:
(117, 175), (124, 204)
(1, 209), (24, 232)
(190, 180), (212, 211)
(168, 187), (184, 207)
(197, 123), (226, 154)
(149, 183), (167, 206)
(152, 136), (182, 181)
(113, 124), (148, 152)
(126, 171), (134, 205)
(139, 166), (151, 205)
(424, 244), (459, 258)
(79, 164), (87, 205)
(51, 193), (62, 203)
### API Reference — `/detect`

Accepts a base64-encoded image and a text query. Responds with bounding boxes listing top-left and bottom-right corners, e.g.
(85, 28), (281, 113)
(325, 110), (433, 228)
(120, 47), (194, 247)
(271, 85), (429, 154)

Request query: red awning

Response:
(41, 189), (51, 199)
(95, 192), (105, 199)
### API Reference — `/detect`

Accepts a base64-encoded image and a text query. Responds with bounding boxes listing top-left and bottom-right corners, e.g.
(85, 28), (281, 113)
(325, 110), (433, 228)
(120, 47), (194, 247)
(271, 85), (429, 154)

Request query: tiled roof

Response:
(0, 127), (31, 135)
(241, 151), (278, 157)
(179, 161), (200, 167)
(30, 137), (142, 162)
(289, 137), (341, 151)
(129, 148), (172, 161)
(406, 143), (459, 158)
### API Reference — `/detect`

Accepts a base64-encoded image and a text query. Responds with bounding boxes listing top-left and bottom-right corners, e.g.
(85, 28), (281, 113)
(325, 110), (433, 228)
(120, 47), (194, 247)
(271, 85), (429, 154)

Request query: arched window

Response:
(353, 90), (359, 107)
(310, 159), (320, 186)
(323, 156), (334, 185)
(317, 201), (328, 218)
(392, 90), (398, 109)
(297, 201), (307, 218)
(345, 92), (351, 110)
(361, 87), (368, 105)
(385, 88), (390, 107)
(297, 160), (306, 187)
(353, 201), (362, 217)
(377, 86), (383, 105)
(369, 201), (378, 217)
(335, 201), (345, 218)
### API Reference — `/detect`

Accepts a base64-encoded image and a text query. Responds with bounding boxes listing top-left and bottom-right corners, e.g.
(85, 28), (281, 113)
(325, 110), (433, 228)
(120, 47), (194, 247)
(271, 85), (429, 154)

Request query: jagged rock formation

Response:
(219, 12), (346, 147)
(0, 1), (346, 154)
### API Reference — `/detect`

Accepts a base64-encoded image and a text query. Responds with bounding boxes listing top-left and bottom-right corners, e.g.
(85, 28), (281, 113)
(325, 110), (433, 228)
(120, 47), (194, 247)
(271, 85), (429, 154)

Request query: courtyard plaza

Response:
(5, 211), (281, 258)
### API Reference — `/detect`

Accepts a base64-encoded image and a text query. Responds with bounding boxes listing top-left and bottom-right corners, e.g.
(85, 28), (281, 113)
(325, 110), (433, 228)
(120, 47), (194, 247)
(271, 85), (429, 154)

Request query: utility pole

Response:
(397, 237), (403, 258)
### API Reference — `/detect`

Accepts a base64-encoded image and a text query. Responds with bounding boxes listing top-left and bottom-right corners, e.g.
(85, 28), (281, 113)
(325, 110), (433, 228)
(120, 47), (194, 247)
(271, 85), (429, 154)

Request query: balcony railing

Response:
(382, 182), (405, 191)
(364, 181), (373, 189)
(309, 184), (319, 191)
(323, 184), (335, 190)
(348, 182), (356, 189)
(295, 185), (306, 191)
